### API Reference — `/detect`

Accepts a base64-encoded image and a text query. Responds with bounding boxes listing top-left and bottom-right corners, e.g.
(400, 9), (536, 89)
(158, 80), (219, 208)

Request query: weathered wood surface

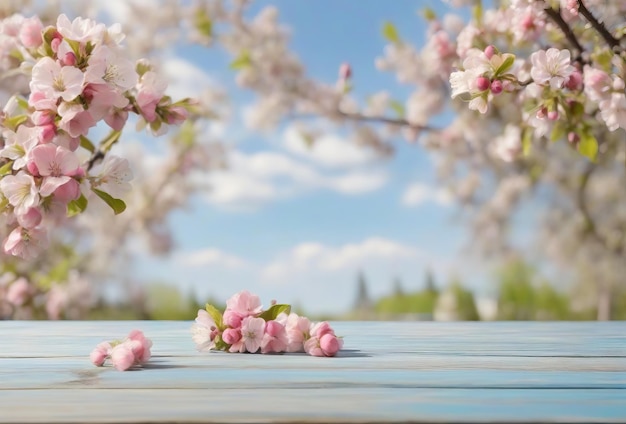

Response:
(0, 321), (625, 423)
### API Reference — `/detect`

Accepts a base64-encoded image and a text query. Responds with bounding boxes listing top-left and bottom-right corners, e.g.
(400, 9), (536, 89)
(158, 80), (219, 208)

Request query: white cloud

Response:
(262, 237), (421, 282)
(401, 182), (453, 207)
(176, 248), (247, 269)
(161, 57), (215, 100)
(201, 149), (387, 210)
(283, 125), (378, 168)
(327, 172), (387, 194)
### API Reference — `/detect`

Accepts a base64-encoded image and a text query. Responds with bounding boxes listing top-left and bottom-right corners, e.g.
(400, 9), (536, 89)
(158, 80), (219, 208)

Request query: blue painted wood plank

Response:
(0, 321), (624, 423)
(0, 388), (625, 423)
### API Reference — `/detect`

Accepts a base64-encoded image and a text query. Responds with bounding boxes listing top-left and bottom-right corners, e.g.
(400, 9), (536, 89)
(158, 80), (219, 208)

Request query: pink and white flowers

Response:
(0, 12), (193, 260)
(530, 48), (574, 89)
(191, 290), (343, 357)
(90, 330), (153, 371)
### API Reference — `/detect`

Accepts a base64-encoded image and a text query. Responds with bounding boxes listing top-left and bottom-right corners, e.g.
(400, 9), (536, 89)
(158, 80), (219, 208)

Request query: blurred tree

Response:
(496, 259), (578, 320)
(353, 271), (372, 314)
(392, 277), (405, 297)
(434, 277), (480, 321)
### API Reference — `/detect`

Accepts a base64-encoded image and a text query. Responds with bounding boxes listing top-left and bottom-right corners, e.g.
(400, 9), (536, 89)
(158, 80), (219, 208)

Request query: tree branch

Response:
(335, 110), (439, 132)
(542, 5), (585, 63)
(576, 163), (624, 255)
(576, 0), (622, 52)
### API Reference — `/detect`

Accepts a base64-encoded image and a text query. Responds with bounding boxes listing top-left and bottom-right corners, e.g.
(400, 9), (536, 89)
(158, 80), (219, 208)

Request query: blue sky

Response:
(91, 1), (497, 314)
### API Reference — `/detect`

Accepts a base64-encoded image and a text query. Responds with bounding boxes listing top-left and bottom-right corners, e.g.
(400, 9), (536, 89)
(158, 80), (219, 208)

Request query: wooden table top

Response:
(1, 321), (625, 423)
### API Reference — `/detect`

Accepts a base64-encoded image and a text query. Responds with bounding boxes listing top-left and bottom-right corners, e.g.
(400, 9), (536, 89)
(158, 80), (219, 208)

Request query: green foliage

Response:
(67, 194), (88, 217)
(258, 304), (291, 321)
(496, 260), (572, 320)
(449, 279), (480, 321)
(382, 21), (401, 44)
(578, 131), (598, 162)
(92, 189), (126, 214)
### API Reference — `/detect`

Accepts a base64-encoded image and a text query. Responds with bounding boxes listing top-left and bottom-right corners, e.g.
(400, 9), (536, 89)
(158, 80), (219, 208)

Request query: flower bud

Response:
(490, 79), (503, 94)
(548, 110), (559, 120)
(265, 320), (283, 337)
(476, 76), (491, 91)
(320, 334), (342, 357)
(223, 310), (244, 328)
(567, 132), (580, 146)
(484, 45), (496, 60)
(222, 328), (241, 345)
(61, 52), (76, 66)
(565, 70), (583, 91)
(338, 62), (352, 80)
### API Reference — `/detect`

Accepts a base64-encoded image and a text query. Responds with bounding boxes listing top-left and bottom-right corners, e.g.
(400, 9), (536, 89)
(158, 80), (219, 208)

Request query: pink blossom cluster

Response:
(191, 290), (343, 357)
(0, 13), (190, 259)
(90, 330), (152, 371)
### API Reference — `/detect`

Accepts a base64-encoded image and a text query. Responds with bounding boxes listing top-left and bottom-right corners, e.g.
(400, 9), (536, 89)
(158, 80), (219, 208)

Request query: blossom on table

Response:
(191, 290), (343, 357)
(90, 330), (152, 371)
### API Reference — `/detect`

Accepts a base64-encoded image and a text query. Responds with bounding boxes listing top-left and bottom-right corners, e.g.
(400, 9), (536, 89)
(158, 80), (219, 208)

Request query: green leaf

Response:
(258, 304), (291, 321)
(578, 132), (598, 162)
(472, 2), (483, 23)
(421, 7), (437, 21)
(214, 334), (229, 351)
(493, 54), (515, 78)
(550, 122), (566, 142)
(3, 115), (28, 131)
(0, 161), (13, 176)
(389, 100), (405, 118)
(92, 189), (126, 215)
(382, 21), (401, 44)
(65, 38), (81, 56)
(79, 136), (95, 153)
(205, 303), (224, 329)
(230, 50), (251, 70)
(522, 129), (532, 157)
(67, 194), (88, 217)
(195, 8), (213, 38)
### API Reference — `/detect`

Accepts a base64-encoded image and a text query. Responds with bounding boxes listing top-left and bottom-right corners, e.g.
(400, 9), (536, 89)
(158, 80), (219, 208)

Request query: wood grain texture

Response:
(0, 321), (624, 423)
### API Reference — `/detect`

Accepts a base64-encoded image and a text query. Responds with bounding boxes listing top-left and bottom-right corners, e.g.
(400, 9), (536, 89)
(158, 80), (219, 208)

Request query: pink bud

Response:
(90, 342), (112, 367)
(265, 320), (283, 338)
(165, 106), (188, 125)
(484, 45), (496, 60)
(223, 310), (244, 328)
(490, 80), (503, 94)
(110, 344), (135, 371)
(567, 132), (580, 145)
(476, 76), (491, 91)
(565, 70), (583, 91)
(61, 52), (76, 66)
(536, 107), (548, 119)
(548, 110), (559, 120)
(39, 124), (56, 143)
(90, 349), (108, 367)
(338, 62), (352, 80)
(311, 321), (335, 338)
(320, 334), (342, 357)
(50, 37), (61, 53)
(222, 328), (241, 345)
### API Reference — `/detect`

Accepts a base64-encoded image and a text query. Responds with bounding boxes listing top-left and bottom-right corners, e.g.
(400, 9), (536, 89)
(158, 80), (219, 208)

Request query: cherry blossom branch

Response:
(335, 110), (439, 132)
(542, 5), (585, 63)
(576, 0), (622, 52)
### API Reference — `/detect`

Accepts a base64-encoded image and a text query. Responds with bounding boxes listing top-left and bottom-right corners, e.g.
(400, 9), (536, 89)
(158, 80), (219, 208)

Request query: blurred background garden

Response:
(1, 0), (624, 321)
